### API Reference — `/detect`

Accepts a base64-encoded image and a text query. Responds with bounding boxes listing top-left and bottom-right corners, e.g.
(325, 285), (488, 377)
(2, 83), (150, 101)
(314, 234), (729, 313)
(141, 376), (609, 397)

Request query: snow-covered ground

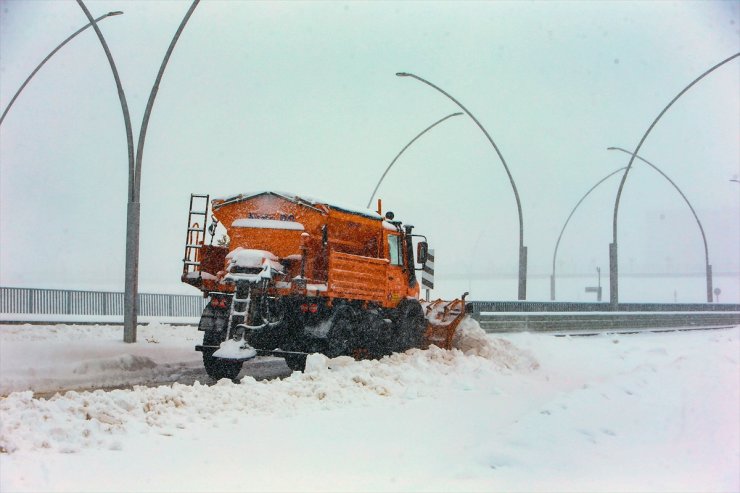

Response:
(1, 320), (738, 492)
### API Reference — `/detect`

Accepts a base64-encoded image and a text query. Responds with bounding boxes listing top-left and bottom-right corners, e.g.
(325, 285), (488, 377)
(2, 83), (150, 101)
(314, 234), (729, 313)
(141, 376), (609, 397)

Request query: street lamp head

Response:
(396, 72), (411, 77)
(107, 11), (124, 17)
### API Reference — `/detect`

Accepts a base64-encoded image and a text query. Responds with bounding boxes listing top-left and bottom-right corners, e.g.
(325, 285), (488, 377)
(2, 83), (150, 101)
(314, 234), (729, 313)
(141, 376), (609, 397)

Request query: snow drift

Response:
(0, 318), (536, 454)
(1, 320), (737, 493)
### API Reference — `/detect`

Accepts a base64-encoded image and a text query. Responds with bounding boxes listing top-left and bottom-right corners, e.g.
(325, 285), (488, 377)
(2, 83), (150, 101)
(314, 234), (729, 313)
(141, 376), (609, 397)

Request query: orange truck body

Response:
(182, 191), (467, 378)
(184, 191), (419, 306)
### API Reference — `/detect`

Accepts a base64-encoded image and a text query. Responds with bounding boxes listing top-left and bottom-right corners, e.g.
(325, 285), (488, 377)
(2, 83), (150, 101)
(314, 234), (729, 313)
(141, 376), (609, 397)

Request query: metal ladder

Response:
(182, 194), (210, 276)
(225, 284), (251, 340)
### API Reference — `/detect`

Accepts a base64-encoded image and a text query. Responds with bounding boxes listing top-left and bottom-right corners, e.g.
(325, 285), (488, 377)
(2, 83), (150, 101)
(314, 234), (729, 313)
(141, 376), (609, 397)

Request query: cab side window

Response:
(388, 235), (402, 266)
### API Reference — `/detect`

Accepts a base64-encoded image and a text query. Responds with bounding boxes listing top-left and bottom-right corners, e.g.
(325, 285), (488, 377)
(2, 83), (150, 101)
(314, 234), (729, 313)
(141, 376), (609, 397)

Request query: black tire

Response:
(394, 299), (427, 352)
(359, 312), (393, 359)
(202, 330), (243, 381)
(283, 353), (308, 372)
(325, 305), (357, 358)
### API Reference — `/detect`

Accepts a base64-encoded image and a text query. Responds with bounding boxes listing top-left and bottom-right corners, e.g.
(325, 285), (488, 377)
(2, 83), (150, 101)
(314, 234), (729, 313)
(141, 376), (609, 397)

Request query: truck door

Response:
(386, 232), (406, 306)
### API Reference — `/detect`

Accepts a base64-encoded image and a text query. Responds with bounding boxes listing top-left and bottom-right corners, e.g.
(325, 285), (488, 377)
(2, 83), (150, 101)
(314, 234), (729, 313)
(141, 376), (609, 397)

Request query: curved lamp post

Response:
(0, 10), (123, 127)
(609, 52), (740, 307)
(366, 112), (462, 208)
(550, 167), (626, 300)
(551, 150), (715, 301)
(78, 0), (200, 342)
(608, 146), (714, 302)
(396, 72), (527, 299)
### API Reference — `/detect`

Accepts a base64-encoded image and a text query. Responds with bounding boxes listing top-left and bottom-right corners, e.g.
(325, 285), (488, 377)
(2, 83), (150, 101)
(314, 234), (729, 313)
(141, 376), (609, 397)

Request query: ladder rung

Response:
(188, 228), (203, 232)
(192, 194), (209, 198)
(231, 311), (246, 316)
(186, 244), (202, 248)
(183, 261), (201, 265)
(190, 211), (207, 215)
(232, 298), (249, 303)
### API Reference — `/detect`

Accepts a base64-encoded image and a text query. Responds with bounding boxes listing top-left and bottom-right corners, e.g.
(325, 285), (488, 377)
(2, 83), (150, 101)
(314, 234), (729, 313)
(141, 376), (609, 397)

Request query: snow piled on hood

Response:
(0, 318), (536, 454)
(226, 247), (282, 270)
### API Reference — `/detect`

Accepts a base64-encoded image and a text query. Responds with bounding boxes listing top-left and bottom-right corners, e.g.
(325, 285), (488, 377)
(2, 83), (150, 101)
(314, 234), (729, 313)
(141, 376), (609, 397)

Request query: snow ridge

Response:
(0, 319), (535, 454)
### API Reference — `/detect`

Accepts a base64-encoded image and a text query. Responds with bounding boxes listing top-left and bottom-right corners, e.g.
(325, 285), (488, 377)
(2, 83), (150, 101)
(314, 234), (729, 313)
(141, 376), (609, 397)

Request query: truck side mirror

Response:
(416, 241), (428, 264)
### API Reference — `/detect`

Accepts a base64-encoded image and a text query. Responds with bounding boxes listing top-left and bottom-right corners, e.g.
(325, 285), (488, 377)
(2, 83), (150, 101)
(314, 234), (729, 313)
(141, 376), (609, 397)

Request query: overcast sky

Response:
(1, 0), (738, 301)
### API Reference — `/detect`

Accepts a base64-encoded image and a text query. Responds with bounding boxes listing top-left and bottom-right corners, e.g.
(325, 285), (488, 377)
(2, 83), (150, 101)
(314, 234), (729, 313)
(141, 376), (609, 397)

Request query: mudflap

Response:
(421, 293), (469, 350)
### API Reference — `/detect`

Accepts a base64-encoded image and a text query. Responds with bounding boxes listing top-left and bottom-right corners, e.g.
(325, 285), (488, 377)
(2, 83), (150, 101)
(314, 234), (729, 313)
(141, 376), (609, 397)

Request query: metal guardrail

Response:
(2, 288), (739, 332)
(0, 287), (205, 318)
(468, 301), (740, 333)
(475, 312), (740, 333)
(467, 300), (740, 313)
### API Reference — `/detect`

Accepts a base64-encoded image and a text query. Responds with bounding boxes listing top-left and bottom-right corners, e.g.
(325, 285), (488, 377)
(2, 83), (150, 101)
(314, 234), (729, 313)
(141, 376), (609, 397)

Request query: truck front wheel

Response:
(283, 353), (308, 372)
(394, 299), (427, 352)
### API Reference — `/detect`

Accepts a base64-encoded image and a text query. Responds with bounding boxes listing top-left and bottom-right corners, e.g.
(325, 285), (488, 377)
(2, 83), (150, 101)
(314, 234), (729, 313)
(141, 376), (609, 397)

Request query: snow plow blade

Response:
(421, 293), (469, 350)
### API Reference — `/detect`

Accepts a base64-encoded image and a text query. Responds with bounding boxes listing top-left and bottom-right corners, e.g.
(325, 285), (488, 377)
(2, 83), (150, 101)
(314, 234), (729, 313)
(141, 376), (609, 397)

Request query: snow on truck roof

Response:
(231, 218), (305, 230)
(213, 191), (383, 220)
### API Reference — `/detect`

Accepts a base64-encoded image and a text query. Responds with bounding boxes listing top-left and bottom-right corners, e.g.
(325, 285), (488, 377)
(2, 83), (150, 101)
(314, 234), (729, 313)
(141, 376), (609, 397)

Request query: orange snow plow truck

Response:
(181, 191), (468, 379)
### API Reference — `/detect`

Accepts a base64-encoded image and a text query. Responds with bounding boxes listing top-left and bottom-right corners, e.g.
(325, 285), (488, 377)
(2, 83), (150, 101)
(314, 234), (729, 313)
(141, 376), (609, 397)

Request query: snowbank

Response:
(0, 322), (203, 396)
(453, 315), (539, 370)
(0, 321), (738, 493)
(0, 319), (538, 454)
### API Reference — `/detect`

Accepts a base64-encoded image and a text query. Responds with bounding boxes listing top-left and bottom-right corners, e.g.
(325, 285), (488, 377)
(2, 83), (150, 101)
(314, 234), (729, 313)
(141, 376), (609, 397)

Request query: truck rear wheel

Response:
(325, 305), (357, 357)
(201, 331), (243, 381)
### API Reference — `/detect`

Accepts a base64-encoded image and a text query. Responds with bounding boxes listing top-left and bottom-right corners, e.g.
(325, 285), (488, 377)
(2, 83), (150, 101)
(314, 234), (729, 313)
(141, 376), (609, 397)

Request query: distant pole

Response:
(609, 52), (740, 307)
(367, 112), (462, 208)
(79, 0), (200, 342)
(0, 11), (123, 127)
(550, 167), (626, 300)
(553, 148), (718, 302)
(608, 147), (714, 302)
(396, 72), (527, 300)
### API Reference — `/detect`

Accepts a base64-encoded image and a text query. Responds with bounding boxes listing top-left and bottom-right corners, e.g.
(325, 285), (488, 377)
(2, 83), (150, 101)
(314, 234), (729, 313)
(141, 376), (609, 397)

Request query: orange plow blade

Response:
(421, 293), (469, 350)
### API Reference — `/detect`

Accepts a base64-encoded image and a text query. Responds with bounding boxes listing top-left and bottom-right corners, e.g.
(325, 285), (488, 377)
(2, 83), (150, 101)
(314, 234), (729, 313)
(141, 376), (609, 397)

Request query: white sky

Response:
(1, 0), (738, 299)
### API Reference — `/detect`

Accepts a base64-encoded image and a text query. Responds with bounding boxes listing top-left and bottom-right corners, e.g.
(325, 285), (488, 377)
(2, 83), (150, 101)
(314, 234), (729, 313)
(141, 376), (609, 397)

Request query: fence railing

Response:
(0, 287), (205, 318)
(468, 300), (740, 313)
(3, 287), (738, 321)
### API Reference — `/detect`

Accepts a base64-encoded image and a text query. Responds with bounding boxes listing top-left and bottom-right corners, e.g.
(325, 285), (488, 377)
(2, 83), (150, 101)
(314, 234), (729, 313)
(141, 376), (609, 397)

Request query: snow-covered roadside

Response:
(1, 320), (738, 492)
(0, 322), (204, 396)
